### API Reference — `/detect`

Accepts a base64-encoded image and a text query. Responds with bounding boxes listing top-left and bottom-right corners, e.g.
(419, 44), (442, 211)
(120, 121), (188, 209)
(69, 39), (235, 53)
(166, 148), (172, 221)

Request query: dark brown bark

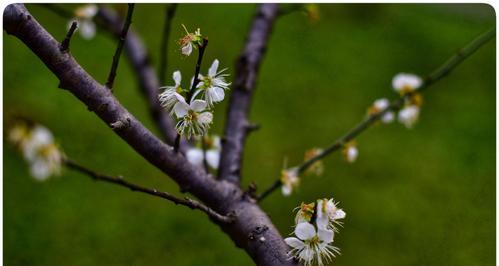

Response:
(4, 4), (296, 265)
(96, 7), (182, 149)
(218, 3), (279, 184)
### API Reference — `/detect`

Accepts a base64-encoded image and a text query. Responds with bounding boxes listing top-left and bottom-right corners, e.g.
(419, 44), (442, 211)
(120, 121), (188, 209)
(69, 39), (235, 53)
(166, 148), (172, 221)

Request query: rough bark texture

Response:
(4, 4), (296, 265)
(96, 7), (180, 147)
(218, 4), (279, 184)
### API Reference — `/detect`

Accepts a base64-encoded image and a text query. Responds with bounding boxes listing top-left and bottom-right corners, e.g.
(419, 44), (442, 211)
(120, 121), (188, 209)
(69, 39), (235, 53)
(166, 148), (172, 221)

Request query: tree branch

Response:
(218, 3), (279, 184)
(96, 7), (184, 148)
(60, 20), (77, 52)
(158, 3), (177, 86)
(5, 4), (295, 265)
(257, 27), (495, 202)
(64, 158), (233, 223)
(105, 3), (135, 90)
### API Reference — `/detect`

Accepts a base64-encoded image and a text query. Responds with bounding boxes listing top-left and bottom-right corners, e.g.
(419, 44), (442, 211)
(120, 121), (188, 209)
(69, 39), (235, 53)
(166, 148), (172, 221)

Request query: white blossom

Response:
(316, 198), (346, 232)
(398, 105), (420, 128)
(186, 136), (221, 169)
(8, 123), (63, 181)
(392, 73), (422, 94)
(342, 143), (358, 163)
(196, 59), (231, 106)
(284, 222), (339, 266)
(281, 167), (300, 196)
(371, 98), (395, 123)
(159, 71), (184, 111)
(173, 96), (213, 138)
(179, 26), (202, 56)
(70, 4), (98, 40)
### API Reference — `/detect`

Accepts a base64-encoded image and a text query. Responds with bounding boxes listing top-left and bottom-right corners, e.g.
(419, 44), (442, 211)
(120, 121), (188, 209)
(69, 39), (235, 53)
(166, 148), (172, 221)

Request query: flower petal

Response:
(173, 101), (189, 118)
(333, 209), (346, 220)
(295, 222), (316, 240)
(284, 237), (305, 249)
(197, 112), (213, 124)
(173, 71), (182, 86)
(206, 150), (220, 169)
(190, 100), (207, 112)
(186, 148), (204, 167)
(210, 87), (225, 102)
(208, 59), (219, 77)
(182, 42), (192, 56)
(80, 20), (96, 40)
(318, 228), (334, 243)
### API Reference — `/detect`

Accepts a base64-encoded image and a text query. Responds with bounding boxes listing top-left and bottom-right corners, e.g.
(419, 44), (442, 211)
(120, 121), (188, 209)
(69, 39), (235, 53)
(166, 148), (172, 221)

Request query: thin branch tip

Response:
(60, 21), (78, 52)
(105, 3), (135, 90)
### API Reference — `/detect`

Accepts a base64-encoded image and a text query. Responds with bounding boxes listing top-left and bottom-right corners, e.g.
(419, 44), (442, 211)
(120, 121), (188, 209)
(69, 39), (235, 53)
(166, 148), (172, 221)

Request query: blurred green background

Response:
(4, 3), (495, 266)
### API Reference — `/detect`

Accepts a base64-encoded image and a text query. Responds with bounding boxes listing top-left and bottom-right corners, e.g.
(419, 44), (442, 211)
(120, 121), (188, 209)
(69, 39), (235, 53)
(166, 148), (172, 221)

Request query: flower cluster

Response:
(186, 135), (221, 169)
(393, 73), (423, 128)
(68, 4), (98, 40)
(281, 167), (300, 196)
(368, 73), (423, 129)
(285, 198), (346, 266)
(159, 59), (230, 138)
(8, 121), (63, 181)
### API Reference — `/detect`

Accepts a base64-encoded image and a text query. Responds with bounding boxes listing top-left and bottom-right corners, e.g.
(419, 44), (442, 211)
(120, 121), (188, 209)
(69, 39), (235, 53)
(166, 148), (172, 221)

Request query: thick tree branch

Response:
(218, 3), (279, 184)
(96, 7), (184, 149)
(64, 158), (233, 223)
(4, 4), (295, 265)
(105, 3), (134, 90)
(258, 27), (496, 201)
(158, 3), (177, 86)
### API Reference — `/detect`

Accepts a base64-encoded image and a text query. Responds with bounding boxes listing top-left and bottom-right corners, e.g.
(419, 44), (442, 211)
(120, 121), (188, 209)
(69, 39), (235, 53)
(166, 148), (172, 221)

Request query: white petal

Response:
(206, 150), (220, 169)
(208, 59), (219, 77)
(381, 112), (395, 123)
(318, 228), (334, 243)
(374, 98), (389, 110)
(80, 20), (96, 40)
(284, 237), (305, 249)
(173, 71), (182, 86)
(182, 42), (192, 56)
(197, 112), (213, 124)
(30, 160), (51, 181)
(295, 222), (316, 241)
(392, 73), (422, 91)
(347, 147), (358, 162)
(281, 185), (292, 196)
(209, 87), (225, 102)
(212, 136), (221, 150)
(173, 101), (189, 118)
(190, 100), (207, 112)
(31, 126), (54, 145)
(333, 209), (346, 220)
(186, 148), (204, 167)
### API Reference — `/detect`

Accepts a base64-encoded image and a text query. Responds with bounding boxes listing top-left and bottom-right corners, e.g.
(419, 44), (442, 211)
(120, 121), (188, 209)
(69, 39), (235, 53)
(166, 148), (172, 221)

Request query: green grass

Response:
(4, 3), (495, 266)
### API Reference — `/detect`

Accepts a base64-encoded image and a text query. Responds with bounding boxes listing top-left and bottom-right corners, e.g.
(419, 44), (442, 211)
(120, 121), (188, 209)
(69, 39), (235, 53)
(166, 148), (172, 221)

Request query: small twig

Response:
(158, 3), (178, 86)
(257, 27), (495, 202)
(186, 38), (209, 103)
(60, 21), (78, 52)
(64, 158), (234, 224)
(105, 3), (135, 90)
